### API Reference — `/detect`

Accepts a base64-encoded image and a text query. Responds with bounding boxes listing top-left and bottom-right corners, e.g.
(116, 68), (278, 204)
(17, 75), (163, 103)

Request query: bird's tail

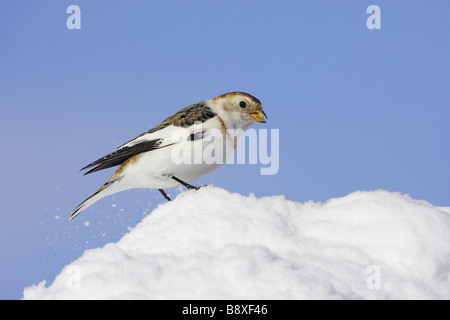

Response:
(70, 180), (121, 221)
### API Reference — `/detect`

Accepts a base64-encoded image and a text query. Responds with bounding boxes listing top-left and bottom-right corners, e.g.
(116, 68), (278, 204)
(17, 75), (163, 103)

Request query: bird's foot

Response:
(159, 189), (171, 201)
(171, 175), (201, 190)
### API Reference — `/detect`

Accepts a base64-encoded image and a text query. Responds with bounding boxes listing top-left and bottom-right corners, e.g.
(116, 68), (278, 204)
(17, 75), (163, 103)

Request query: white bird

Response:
(70, 92), (267, 220)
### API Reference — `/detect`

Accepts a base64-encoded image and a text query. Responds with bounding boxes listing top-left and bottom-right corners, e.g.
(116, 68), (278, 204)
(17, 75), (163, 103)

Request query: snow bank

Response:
(23, 187), (450, 299)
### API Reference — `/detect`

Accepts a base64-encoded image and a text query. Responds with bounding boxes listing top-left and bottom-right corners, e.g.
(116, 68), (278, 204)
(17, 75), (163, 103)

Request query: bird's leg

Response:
(159, 189), (171, 201)
(171, 175), (200, 190)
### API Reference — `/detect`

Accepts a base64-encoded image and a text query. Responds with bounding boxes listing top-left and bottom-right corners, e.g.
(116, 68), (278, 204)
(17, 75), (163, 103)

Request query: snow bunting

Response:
(70, 92), (267, 220)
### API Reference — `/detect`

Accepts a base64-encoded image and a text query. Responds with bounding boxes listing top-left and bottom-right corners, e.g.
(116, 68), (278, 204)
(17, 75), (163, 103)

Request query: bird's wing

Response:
(81, 102), (216, 175)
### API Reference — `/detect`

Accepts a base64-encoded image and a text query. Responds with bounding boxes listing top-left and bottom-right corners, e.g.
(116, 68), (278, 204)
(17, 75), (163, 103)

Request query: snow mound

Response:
(23, 187), (450, 299)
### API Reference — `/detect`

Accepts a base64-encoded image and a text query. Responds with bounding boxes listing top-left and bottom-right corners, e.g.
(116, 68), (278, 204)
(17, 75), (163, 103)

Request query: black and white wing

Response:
(80, 138), (164, 175)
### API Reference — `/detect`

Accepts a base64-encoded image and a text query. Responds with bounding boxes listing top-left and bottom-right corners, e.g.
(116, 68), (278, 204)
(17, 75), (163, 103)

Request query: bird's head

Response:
(208, 92), (267, 130)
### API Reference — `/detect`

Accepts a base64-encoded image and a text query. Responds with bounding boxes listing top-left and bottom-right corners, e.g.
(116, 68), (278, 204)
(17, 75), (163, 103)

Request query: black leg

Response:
(159, 189), (171, 201)
(171, 176), (200, 190)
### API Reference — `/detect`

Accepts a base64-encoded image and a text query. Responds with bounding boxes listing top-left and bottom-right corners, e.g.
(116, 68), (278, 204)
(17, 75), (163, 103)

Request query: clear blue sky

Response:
(0, 0), (448, 299)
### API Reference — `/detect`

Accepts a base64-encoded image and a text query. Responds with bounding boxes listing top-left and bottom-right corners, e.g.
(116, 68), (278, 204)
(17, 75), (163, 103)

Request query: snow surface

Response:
(23, 187), (450, 299)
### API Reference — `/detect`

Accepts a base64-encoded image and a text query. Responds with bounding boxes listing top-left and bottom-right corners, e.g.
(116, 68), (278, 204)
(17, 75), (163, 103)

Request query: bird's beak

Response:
(251, 107), (268, 123)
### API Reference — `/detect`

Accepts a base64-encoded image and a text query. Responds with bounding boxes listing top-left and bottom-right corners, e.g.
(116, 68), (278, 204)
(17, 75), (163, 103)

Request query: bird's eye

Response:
(239, 101), (247, 108)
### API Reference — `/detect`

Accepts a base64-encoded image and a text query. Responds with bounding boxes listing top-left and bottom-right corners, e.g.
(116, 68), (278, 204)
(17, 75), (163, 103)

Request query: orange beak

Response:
(251, 107), (267, 123)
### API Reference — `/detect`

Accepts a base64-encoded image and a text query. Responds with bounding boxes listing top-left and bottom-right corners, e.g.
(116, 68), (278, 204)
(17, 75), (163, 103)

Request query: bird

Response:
(70, 92), (267, 220)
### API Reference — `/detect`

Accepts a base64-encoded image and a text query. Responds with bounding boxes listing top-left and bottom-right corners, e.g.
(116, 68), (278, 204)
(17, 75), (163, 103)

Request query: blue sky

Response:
(0, 0), (449, 299)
